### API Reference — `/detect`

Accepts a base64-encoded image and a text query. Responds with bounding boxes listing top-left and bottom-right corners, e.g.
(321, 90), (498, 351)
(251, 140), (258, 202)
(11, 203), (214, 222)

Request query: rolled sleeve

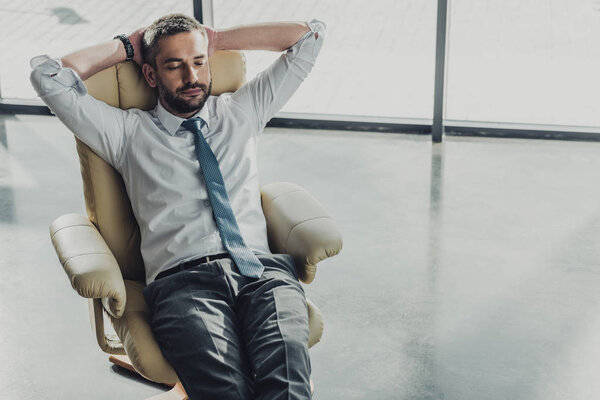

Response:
(30, 55), (88, 99)
(291, 19), (326, 62)
(231, 19), (326, 132)
(30, 55), (130, 169)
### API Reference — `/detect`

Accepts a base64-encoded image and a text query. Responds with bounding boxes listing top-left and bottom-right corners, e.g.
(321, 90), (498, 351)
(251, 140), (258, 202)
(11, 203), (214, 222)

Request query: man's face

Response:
(149, 30), (212, 118)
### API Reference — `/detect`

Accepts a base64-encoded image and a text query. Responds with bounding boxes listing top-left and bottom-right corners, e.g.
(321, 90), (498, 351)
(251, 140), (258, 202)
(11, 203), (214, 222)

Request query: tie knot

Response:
(182, 117), (206, 133)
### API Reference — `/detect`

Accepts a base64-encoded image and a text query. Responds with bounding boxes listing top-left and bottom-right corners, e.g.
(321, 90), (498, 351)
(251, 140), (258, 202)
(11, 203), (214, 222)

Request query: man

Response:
(31, 13), (325, 400)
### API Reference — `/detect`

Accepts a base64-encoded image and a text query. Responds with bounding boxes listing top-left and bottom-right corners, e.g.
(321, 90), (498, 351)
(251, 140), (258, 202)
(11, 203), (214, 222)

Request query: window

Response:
(445, 0), (600, 127)
(0, 0), (193, 100)
(213, 0), (437, 120)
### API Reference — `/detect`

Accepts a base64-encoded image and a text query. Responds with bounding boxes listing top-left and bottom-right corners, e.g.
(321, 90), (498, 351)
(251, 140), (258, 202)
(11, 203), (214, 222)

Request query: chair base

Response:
(109, 354), (314, 398)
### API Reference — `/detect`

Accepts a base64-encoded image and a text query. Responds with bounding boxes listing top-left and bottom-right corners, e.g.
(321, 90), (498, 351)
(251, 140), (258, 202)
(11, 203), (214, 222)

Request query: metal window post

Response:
(432, 0), (449, 143)
(193, 0), (203, 23)
(194, 0), (214, 26)
(193, 0), (202, 23)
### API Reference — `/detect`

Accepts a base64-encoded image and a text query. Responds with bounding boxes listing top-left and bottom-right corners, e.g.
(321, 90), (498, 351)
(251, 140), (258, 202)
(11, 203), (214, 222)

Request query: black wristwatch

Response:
(114, 34), (134, 61)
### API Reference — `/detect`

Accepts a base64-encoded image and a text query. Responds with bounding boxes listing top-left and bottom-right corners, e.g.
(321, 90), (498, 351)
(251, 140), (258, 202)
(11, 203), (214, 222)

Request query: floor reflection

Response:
(0, 117), (15, 223)
(423, 142), (445, 399)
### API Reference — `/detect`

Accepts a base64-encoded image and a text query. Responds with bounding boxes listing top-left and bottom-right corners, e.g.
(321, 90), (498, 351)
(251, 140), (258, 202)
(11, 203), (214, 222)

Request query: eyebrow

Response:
(163, 55), (206, 64)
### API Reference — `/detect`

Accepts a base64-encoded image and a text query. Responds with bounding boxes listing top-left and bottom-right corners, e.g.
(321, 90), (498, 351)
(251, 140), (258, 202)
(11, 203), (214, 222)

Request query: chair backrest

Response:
(79, 51), (246, 282)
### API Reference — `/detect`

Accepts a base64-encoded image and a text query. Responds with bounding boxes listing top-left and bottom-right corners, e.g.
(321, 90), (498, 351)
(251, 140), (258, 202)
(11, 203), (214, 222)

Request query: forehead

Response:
(156, 30), (208, 61)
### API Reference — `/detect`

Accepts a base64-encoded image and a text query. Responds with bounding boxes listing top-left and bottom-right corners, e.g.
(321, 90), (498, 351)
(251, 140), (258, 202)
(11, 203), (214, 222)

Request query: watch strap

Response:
(113, 34), (134, 61)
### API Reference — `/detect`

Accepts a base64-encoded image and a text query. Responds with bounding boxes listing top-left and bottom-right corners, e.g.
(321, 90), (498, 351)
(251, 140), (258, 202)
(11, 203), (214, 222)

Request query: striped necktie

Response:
(181, 117), (264, 278)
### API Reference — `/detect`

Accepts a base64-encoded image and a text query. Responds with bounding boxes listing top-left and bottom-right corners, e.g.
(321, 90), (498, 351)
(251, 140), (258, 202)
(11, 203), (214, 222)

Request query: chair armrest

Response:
(261, 182), (343, 283)
(88, 298), (126, 355)
(49, 213), (126, 318)
(307, 298), (324, 348)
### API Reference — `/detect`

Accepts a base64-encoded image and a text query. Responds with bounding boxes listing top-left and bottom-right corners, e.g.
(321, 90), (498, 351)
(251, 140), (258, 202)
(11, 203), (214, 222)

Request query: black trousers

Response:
(143, 254), (312, 400)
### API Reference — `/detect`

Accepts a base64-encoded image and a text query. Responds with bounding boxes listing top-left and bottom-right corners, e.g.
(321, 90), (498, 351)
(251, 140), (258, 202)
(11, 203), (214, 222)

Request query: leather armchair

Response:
(49, 51), (343, 399)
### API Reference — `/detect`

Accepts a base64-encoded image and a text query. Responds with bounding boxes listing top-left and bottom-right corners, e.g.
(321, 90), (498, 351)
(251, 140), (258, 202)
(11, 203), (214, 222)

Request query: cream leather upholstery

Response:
(262, 182), (343, 283)
(49, 51), (342, 385)
(50, 214), (126, 319)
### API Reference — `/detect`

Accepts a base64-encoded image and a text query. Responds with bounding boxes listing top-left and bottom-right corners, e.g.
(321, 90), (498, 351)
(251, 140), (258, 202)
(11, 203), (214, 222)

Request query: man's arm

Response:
(62, 22), (310, 79)
(29, 30), (143, 167)
(61, 28), (144, 81)
(219, 20), (326, 131)
(55, 20), (313, 85)
(209, 22), (312, 54)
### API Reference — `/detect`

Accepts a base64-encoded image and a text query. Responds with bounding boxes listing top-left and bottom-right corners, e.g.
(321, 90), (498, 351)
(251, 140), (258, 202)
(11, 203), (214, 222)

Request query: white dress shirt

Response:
(31, 20), (325, 283)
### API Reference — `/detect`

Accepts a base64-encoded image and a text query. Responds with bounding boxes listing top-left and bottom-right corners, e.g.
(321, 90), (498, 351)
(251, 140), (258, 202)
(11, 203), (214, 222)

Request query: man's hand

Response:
(128, 27), (146, 66)
(204, 26), (217, 57)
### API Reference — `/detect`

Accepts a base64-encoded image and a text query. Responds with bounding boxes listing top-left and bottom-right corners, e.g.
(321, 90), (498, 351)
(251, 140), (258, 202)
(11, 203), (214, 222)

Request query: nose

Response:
(183, 64), (198, 84)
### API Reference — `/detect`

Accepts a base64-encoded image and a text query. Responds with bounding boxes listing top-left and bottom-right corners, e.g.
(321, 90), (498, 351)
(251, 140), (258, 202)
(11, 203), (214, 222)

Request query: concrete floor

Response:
(2, 114), (600, 399)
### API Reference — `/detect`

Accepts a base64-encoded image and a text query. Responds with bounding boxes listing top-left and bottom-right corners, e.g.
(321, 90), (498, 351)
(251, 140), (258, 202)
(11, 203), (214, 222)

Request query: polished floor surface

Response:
(2, 114), (600, 399)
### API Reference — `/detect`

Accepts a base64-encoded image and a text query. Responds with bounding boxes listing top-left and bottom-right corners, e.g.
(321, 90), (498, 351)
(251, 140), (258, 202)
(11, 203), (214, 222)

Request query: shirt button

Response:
(204, 200), (211, 206)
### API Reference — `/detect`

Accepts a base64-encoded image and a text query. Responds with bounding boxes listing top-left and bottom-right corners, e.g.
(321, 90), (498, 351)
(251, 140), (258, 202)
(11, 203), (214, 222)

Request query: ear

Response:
(142, 63), (158, 88)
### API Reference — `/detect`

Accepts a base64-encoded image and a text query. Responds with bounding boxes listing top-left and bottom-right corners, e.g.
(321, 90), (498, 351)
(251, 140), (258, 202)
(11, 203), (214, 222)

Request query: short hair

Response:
(143, 13), (206, 68)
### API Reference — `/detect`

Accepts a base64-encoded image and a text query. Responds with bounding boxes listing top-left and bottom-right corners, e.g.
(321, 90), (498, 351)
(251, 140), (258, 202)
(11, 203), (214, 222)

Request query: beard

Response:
(157, 76), (212, 115)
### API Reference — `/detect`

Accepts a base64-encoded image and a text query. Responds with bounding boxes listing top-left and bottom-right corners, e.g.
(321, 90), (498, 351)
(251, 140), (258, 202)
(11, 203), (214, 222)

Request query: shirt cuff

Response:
(307, 19), (326, 36)
(287, 19), (326, 60)
(30, 55), (88, 98)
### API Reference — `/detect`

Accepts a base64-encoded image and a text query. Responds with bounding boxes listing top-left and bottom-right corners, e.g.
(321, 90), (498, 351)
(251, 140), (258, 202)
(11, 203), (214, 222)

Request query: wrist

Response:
(113, 34), (134, 61)
(204, 26), (219, 55)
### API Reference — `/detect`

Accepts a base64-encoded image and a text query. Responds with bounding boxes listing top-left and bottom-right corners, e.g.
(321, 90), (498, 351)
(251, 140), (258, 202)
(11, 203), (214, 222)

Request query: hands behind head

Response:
(128, 25), (215, 66)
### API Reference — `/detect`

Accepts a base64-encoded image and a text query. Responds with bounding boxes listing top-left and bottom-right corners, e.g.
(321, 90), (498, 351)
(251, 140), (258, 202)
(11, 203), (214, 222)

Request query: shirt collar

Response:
(155, 100), (211, 136)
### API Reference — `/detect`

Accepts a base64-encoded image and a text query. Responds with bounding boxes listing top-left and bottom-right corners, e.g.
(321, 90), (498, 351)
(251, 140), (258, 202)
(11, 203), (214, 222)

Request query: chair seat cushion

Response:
(110, 279), (324, 385)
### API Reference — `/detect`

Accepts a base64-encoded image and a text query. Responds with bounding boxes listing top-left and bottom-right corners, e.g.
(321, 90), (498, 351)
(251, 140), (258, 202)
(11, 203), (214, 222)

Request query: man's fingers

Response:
(128, 27), (147, 66)
(203, 26), (216, 56)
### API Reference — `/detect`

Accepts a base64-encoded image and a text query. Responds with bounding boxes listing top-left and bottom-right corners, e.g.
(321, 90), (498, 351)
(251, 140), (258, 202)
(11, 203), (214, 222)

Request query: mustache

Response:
(177, 83), (208, 93)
